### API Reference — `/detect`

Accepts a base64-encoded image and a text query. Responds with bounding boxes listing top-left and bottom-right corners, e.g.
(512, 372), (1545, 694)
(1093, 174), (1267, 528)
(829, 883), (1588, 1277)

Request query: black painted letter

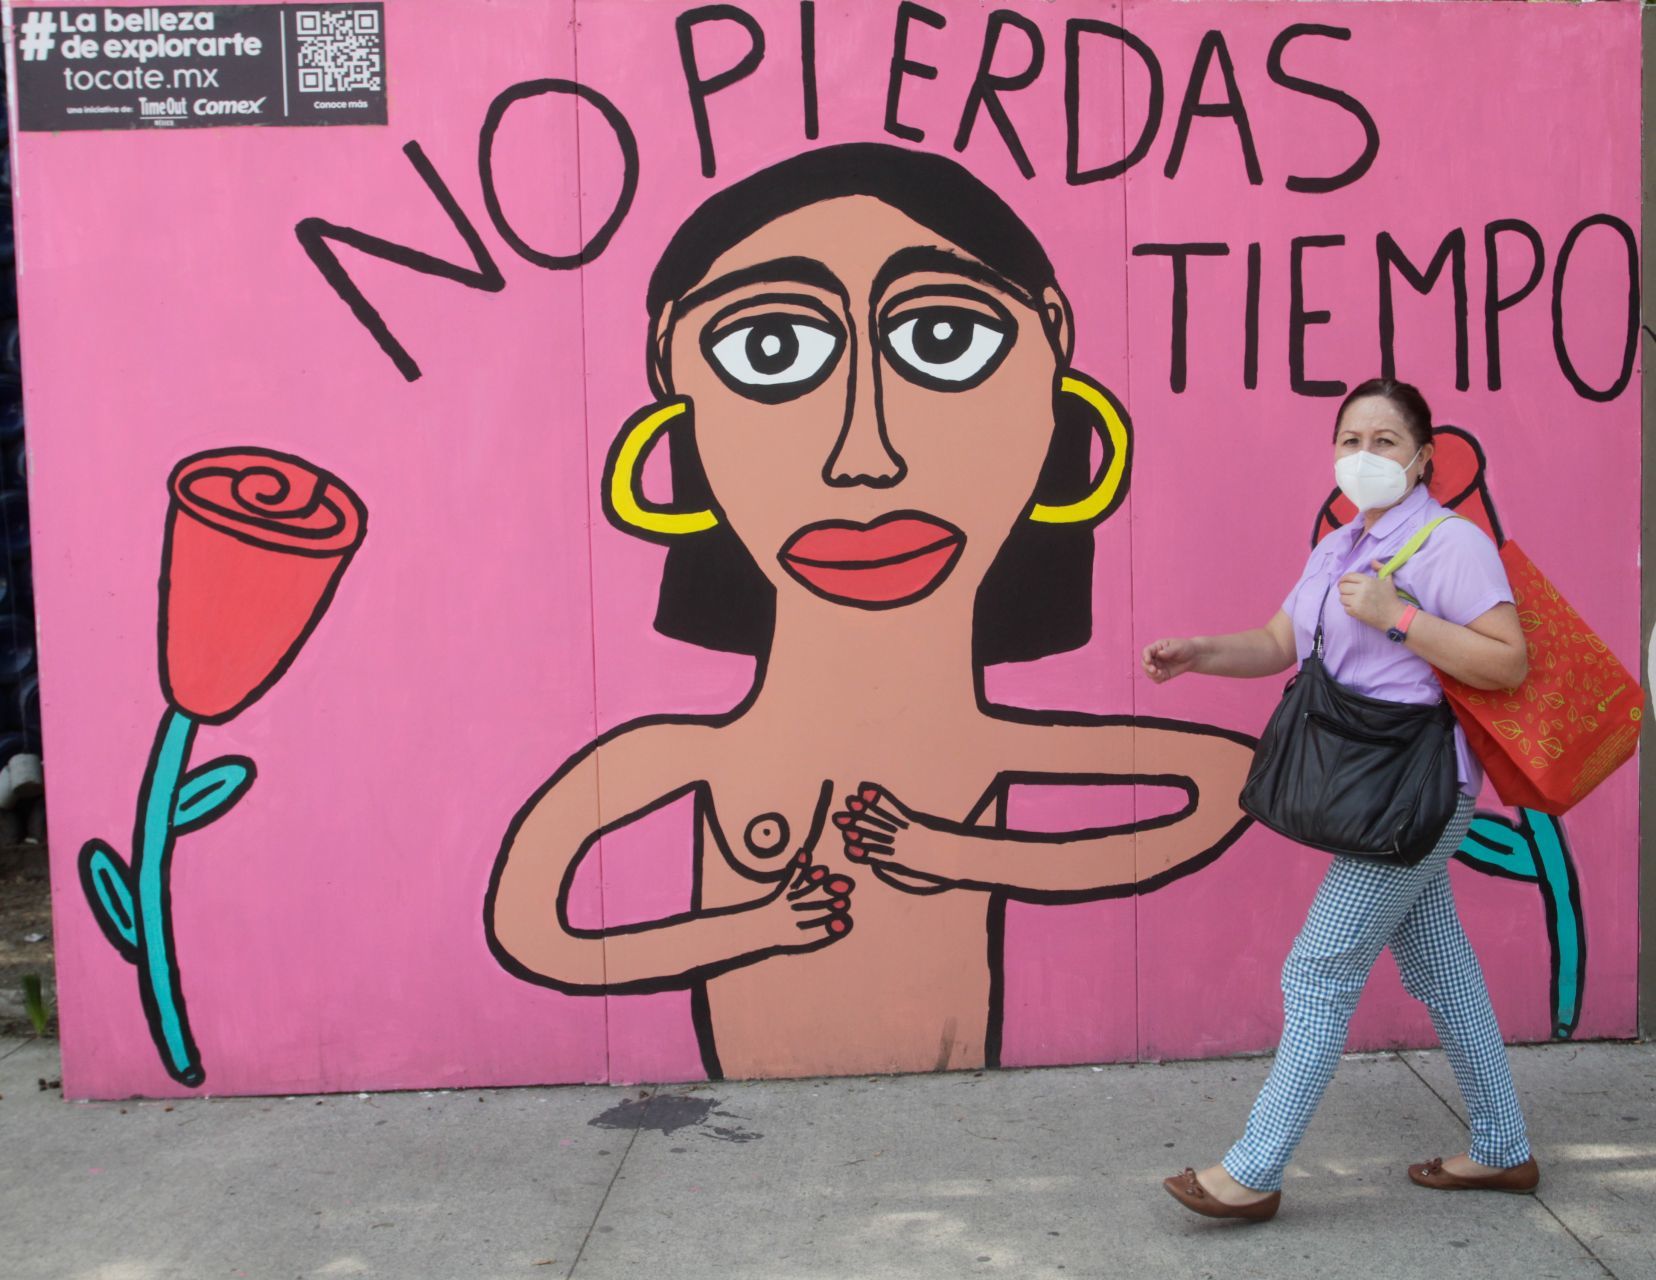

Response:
(1065, 19), (1162, 186)
(480, 80), (640, 271)
(954, 10), (1045, 178)
(295, 143), (505, 383)
(1266, 24), (1378, 194)
(801, 0), (819, 140)
(886, 2), (947, 144)
(1552, 213), (1640, 403)
(1132, 243), (1230, 393)
(1244, 241), (1261, 390)
(677, 5), (767, 179)
(1378, 229), (1469, 391)
(1290, 234), (1347, 397)
(1483, 219), (1544, 392)
(1164, 31), (1262, 185)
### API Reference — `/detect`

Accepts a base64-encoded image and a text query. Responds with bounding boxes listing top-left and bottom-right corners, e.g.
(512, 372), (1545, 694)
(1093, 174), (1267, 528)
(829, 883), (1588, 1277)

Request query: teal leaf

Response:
(1457, 810), (1584, 1041)
(78, 839), (139, 962)
(173, 756), (257, 836)
(1458, 816), (1538, 881)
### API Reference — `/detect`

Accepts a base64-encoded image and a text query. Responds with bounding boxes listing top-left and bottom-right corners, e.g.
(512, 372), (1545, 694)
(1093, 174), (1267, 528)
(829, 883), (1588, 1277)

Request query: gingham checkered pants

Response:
(1224, 794), (1531, 1192)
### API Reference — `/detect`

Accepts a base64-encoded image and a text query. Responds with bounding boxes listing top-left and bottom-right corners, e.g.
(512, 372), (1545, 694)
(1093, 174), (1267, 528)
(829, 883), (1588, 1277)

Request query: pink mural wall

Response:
(6, 0), (1640, 1098)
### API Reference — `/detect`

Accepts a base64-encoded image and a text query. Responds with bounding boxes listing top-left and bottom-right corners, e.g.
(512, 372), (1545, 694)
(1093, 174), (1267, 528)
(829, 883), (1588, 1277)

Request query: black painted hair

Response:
(1335, 376), (1435, 489)
(644, 142), (1100, 666)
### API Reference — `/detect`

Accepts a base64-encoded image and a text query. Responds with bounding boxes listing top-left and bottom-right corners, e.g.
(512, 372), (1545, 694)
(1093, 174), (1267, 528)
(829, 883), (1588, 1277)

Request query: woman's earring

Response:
(1028, 373), (1133, 526)
(603, 399), (720, 538)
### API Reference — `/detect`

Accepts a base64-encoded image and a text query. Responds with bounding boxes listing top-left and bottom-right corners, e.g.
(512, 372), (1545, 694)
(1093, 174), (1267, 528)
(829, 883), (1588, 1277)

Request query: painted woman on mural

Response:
(486, 143), (1255, 1079)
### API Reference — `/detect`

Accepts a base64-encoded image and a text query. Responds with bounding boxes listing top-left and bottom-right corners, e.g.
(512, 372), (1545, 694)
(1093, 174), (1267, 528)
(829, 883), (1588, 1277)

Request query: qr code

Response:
(295, 9), (383, 94)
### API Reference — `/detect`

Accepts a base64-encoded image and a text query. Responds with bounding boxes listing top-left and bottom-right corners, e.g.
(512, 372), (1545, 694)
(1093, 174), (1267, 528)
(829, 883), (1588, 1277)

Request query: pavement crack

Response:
(1395, 1050), (1468, 1128)
(1394, 1053), (1618, 1279)
(0, 1037), (39, 1063)
(1531, 1199), (1620, 1280)
(566, 1085), (652, 1280)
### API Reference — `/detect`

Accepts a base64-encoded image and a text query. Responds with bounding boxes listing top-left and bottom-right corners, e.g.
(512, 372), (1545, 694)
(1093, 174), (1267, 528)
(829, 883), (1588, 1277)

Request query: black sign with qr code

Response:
(12, 4), (387, 131)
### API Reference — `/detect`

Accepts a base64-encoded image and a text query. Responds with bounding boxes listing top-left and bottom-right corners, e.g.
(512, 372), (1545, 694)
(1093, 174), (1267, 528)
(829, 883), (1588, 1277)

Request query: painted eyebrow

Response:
(871, 246), (1035, 310)
(676, 256), (849, 316)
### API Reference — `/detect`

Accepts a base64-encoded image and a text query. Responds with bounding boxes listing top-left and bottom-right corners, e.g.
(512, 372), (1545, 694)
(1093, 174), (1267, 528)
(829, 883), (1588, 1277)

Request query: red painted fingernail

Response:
(848, 798), (865, 812)
(809, 867), (826, 881)
(845, 847), (865, 860)
(795, 852), (809, 866)
(834, 814), (851, 827)
(832, 899), (847, 910)
(828, 918), (848, 934)
(828, 877), (851, 893)
(861, 788), (879, 801)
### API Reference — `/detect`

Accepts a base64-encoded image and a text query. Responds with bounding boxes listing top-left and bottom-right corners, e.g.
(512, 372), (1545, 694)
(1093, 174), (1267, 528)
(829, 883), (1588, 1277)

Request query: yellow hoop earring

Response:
(1029, 374), (1132, 525)
(603, 399), (720, 538)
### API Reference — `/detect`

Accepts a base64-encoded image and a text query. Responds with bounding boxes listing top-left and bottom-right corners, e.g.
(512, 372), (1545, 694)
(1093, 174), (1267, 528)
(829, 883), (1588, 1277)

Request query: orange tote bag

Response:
(1435, 542), (1641, 815)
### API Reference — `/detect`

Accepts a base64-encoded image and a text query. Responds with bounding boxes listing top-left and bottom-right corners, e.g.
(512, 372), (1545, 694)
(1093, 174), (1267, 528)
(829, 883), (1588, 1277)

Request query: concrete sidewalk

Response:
(1, 1039), (1650, 1280)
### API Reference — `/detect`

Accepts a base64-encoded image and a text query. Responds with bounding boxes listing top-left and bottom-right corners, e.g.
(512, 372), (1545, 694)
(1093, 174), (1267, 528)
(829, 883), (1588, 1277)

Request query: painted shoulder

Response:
(577, 713), (730, 780)
(506, 713), (728, 824)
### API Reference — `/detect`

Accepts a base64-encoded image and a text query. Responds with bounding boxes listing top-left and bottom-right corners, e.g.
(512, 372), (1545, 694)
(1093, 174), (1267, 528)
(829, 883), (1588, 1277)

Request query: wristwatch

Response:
(1386, 604), (1419, 644)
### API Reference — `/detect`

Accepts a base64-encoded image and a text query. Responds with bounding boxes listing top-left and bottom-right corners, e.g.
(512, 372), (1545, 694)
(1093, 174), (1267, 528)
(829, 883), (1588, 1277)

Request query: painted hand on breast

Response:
(833, 785), (961, 885)
(758, 852), (857, 952)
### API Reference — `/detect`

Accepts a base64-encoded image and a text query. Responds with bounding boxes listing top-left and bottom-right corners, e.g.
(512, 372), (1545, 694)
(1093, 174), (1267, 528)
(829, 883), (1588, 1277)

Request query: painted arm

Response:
(834, 721), (1253, 902)
(1142, 611), (1297, 682)
(486, 723), (853, 995)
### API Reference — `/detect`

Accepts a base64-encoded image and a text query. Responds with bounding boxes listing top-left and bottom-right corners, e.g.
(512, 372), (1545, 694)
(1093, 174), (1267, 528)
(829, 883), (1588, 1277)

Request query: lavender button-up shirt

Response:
(1281, 483), (1514, 797)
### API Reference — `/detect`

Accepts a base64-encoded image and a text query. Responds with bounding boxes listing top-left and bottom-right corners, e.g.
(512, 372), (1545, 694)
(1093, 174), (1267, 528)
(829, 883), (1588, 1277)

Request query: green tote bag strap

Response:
(1377, 514), (1459, 605)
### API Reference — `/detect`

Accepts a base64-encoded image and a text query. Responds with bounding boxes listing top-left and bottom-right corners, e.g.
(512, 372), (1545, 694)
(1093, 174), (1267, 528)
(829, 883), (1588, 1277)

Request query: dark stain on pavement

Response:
(588, 1094), (762, 1143)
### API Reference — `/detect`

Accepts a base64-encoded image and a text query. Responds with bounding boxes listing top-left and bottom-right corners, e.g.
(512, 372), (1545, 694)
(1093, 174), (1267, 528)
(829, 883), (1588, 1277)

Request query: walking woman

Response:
(1144, 378), (1538, 1221)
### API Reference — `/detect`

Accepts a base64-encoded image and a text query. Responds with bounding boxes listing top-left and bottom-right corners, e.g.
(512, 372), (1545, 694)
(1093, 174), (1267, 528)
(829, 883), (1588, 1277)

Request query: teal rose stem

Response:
(78, 707), (257, 1088)
(1456, 809), (1584, 1039)
(135, 708), (203, 1087)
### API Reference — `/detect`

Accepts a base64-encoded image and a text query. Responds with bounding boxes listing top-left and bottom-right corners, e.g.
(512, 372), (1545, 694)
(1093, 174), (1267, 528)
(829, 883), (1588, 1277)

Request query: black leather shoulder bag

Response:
(1239, 519), (1461, 866)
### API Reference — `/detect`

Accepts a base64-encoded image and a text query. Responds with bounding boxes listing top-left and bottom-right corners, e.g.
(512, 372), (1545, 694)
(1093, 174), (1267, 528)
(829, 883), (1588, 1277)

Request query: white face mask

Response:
(1334, 448), (1421, 512)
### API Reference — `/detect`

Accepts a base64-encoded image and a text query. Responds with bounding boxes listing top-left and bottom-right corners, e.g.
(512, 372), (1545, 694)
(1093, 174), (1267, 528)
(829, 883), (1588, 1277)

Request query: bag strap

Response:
(1377, 515), (1455, 581)
(1312, 514), (1459, 654)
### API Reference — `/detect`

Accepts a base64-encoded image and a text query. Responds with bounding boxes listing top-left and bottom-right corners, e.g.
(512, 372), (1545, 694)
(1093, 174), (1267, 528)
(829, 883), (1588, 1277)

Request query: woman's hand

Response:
(1142, 637), (1200, 683)
(1142, 616), (1296, 682)
(833, 785), (963, 884)
(1337, 560), (1406, 631)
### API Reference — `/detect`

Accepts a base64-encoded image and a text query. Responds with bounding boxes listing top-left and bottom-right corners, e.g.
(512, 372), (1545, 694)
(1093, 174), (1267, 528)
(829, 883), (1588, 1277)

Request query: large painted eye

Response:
(704, 315), (844, 402)
(881, 307), (1013, 390)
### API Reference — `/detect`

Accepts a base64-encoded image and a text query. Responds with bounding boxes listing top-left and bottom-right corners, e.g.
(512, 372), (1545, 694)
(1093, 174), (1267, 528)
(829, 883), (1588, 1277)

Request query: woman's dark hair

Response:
(1335, 377), (1435, 488)
(644, 143), (1103, 667)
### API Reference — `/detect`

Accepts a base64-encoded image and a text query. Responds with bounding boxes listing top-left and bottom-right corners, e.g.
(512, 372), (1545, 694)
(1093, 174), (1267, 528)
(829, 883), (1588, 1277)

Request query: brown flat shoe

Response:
(1408, 1156), (1540, 1193)
(1162, 1168), (1281, 1222)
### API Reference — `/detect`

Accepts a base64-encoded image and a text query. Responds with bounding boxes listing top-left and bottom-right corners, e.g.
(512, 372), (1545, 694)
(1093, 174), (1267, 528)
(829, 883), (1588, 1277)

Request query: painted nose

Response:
(823, 349), (906, 488)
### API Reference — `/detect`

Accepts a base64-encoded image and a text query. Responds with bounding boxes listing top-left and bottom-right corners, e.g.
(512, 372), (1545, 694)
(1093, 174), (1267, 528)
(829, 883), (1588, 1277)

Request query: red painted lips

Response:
(779, 512), (965, 608)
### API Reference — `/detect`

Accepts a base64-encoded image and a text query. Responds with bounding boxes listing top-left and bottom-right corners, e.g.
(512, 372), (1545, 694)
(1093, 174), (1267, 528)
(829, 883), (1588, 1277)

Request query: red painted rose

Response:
(160, 448), (367, 724)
